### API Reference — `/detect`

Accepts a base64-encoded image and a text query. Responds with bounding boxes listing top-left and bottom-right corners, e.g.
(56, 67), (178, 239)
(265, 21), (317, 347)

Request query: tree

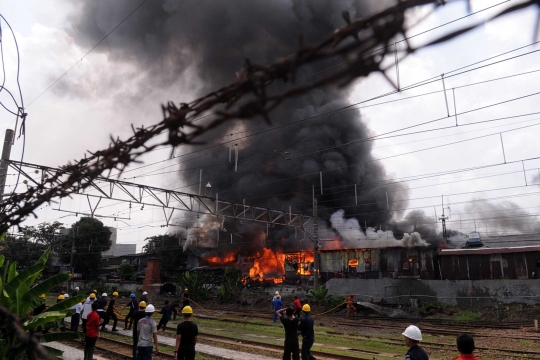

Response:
(117, 263), (135, 279)
(59, 217), (111, 280)
(143, 234), (186, 273)
(1, 222), (65, 272)
(0, 245), (84, 359)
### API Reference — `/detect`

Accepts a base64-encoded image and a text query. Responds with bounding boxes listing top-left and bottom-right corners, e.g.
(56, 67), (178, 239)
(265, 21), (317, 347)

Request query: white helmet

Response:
(75, 287), (80, 291)
(102, 293), (108, 297)
(64, 294), (70, 298)
(275, 291), (279, 295)
(402, 325), (422, 341)
(143, 291), (148, 295)
(145, 304), (155, 313)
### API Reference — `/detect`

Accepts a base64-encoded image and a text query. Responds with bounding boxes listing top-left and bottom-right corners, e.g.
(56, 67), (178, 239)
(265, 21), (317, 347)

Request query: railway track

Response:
(69, 336), (175, 360)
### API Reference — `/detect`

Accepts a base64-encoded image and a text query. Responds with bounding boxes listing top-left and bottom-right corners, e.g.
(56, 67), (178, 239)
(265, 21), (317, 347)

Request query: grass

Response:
(451, 311), (482, 321)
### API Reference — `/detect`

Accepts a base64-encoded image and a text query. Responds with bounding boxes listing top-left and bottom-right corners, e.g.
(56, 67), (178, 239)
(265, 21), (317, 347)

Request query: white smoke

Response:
(327, 210), (428, 249)
(182, 214), (220, 251)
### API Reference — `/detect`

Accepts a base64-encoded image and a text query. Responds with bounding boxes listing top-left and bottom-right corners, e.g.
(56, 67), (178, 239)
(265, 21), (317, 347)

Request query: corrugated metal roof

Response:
(440, 245), (540, 255)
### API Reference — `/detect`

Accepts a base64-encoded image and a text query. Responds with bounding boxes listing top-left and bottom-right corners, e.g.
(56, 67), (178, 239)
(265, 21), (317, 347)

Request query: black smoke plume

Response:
(68, 0), (427, 257)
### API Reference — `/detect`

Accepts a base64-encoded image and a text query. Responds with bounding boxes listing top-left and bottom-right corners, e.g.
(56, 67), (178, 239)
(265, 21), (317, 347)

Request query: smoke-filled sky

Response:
(1, 0), (540, 251)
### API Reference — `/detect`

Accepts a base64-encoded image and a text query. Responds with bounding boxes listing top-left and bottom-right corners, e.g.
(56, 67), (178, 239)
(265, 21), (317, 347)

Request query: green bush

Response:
(0, 246), (84, 359)
(217, 267), (243, 304)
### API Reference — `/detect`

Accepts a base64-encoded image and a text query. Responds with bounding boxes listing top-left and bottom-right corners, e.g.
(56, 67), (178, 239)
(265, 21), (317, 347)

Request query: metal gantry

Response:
(7, 160), (314, 230)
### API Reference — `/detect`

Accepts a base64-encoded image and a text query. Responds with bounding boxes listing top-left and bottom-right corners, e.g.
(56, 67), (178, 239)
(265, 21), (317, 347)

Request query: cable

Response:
(175, 105), (540, 196)
(25, 0), (149, 108)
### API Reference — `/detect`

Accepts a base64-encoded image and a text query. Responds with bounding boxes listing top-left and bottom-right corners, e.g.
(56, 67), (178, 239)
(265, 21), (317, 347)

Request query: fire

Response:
(285, 251), (314, 276)
(204, 254), (236, 265)
(248, 248), (285, 283)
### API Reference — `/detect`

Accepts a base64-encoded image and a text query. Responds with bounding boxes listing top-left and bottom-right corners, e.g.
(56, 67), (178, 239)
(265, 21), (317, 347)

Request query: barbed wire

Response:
(0, 0), (537, 233)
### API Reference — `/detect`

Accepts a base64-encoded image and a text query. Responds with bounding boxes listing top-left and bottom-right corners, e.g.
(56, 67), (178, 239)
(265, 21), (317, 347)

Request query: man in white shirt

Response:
(81, 293), (96, 337)
(70, 300), (84, 332)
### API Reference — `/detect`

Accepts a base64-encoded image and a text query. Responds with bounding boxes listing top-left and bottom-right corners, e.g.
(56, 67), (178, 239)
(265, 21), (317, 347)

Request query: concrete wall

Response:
(326, 278), (540, 307)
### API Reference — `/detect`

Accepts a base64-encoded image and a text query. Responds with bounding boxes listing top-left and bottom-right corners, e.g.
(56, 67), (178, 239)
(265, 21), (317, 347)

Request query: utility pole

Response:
(313, 199), (320, 287)
(0, 129), (15, 197)
(69, 226), (77, 291)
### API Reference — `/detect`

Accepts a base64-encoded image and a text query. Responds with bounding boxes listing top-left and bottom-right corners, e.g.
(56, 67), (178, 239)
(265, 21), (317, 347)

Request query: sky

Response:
(1, 0), (540, 252)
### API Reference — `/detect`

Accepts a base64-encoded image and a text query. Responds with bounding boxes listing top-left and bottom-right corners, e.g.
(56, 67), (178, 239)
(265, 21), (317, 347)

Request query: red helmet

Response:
(350, 294), (354, 297)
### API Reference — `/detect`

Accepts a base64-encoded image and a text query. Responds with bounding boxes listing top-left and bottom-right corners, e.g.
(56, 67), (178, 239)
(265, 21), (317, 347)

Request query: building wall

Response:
(439, 251), (540, 280)
(320, 247), (437, 281)
(326, 278), (540, 307)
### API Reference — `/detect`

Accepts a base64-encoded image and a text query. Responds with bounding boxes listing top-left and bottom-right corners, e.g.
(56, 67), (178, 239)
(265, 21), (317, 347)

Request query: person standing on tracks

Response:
(157, 300), (172, 331)
(132, 301), (147, 360)
(181, 288), (190, 309)
(273, 294), (284, 323)
(97, 293), (108, 328)
(124, 293), (139, 330)
(276, 307), (300, 360)
(82, 293), (97, 337)
(102, 291), (119, 332)
(171, 300), (180, 320)
(297, 304), (315, 360)
(174, 306), (198, 360)
(141, 291), (149, 303)
(137, 304), (160, 360)
(293, 296), (302, 317)
(70, 299), (84, 332)
(84, 302), (101, 360)
(402, 325), (428, 360)
(33, 294), (47, 316)
(454, 334), (480, 360)
(346, 294), (356, 317)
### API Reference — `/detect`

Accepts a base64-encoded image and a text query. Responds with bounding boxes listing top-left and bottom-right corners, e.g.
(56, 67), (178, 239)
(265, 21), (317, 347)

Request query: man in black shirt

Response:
(170, 300), (180, 320)
(157, 300), (172, 331)
(174, 306), (198, 360)
(132, 301), (147, 360)
(181, 288), (190, 310)
(124, 293), (139, 330)
(402, 325), (429, 360)
(277, 307), (299, 360)
(297, 304), (315, 360)
(102, 291), (119, 331)
(33, 294), (47, 316)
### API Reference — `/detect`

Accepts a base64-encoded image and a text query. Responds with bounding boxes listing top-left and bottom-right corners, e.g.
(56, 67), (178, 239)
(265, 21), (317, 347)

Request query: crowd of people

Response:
(34, 288), (484, 360)
(36, 287), (197, 360)
(273, 291), (481, 360)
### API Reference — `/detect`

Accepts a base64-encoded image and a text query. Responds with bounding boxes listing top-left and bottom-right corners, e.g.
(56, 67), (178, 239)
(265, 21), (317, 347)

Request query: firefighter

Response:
(298, 304), (315, 360)
(72, 286), (79, 297)
(141, 291), (149, 303)
(102, 291), (119, 331)
(132, 301), (147, 360)
(346, 294), (356, 317)
(81, 293), (97, 337)
(293, 296), (302, 317)
(273, 294), (284, 323)
(71, 299), (84, 332)
(124, 293), (139, 330)
(174, 306), (198, 360)
(33, 294), (47, 316)
(402, 325), (428, 360)
(181, 288), (190, 309)
(97, 293), (108, 328)
(54, 295), (66, 332)
(157, 300), (172, 331)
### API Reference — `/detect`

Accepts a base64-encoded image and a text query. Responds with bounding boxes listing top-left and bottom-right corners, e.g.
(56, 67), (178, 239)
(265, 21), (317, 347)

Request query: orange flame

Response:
(204, 254), (236, 265)
(248, 248), (285, 282)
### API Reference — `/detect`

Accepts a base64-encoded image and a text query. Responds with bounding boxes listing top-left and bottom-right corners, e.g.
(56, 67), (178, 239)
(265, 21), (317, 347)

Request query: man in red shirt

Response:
(454, 334), (480, 360)
(85, 303), (101, 360)
(293, 296), (302, 317)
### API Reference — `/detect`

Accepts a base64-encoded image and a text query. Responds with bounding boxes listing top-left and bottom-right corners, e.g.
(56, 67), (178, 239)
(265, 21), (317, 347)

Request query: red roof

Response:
(439, 245), (540, 256)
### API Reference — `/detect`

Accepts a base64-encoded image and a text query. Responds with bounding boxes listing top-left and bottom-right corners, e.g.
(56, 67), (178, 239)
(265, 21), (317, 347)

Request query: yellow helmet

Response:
(302, 304), (311, 312)
(39, 294), (46, 299)
(184, 288), (188, 291)
(182, 306), (193, 314)
(112, 292), (119, 296)
(139, 301), (147, 308)
(57, 295), (65, 300)
(276, 294), (281, 299)
(93, 289), (98, 294)
(89, 293), (96, 299)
